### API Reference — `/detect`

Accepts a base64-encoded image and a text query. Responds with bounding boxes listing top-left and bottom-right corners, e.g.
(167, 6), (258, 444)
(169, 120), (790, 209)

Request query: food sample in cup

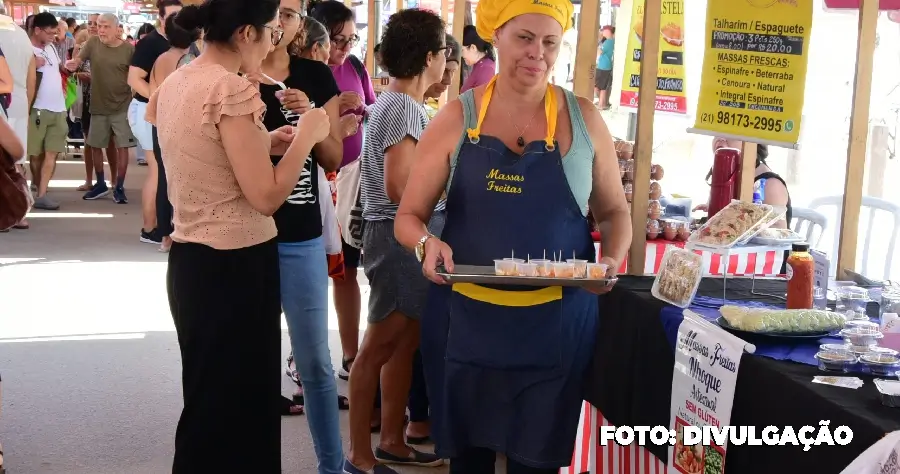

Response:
(494, 259), (517, 276)
(516, 261), (538, 277)
(587, 263), (609, 279)
(567, 259), (588, 278)
(530, 259), (552, 277)
(551, 262), (575, 278)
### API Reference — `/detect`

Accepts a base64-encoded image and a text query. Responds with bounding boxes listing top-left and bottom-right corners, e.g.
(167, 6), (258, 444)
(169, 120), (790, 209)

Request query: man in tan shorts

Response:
(65, 13), (135, 203)
(28, 12), (67, 211)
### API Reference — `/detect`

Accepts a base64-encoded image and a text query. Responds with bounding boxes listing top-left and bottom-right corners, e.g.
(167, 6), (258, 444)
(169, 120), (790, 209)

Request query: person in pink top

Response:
(309, 0), (375, 382)
(460, 24), (495, 93)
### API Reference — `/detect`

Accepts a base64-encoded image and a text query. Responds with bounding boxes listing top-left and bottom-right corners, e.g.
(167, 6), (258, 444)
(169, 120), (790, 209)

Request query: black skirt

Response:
(167, 239), (282, 473)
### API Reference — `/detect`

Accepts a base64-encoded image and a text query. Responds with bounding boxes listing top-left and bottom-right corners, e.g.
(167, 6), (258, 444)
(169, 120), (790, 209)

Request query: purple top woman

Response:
(460, 24), (496, 93)
(312, 1), (377, 168)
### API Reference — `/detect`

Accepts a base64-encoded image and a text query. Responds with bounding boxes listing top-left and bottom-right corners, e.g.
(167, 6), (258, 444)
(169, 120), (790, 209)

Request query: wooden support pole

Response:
(572, 0), (600, 98)
(737, 142), (757, 202)
(447, 0), (466, 102)
(837, 0), (878, 280)
(366, 0), (378, 74)
(627, 0), (661, 276)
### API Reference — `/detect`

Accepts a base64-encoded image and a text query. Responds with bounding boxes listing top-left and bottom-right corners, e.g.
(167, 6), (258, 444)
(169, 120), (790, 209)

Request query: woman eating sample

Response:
(147, 0), (331, 470)
(255, 0), (346, 471)
(394, 0), (631, 471)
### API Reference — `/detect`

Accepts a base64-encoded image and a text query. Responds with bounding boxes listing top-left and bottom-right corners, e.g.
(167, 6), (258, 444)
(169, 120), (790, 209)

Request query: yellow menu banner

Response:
(690, 0), (813, 147)
(619, 0), (687, 114)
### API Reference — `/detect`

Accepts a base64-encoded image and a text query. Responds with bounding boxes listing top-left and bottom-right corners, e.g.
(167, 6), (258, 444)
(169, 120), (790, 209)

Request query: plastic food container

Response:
(648, 200), (662, 220)
(688, 200), (774, 248)
(836, 286), (870, 320)
(661, 219), (679, 241)
(820, 343), (851, 352)
(840, 326), (884, 347)
(651, 164), (664, 180)
(567, 259), (588, 278)
(618, 160), (626, 179)
(647, 218), (660, 240)
(494, 259), (517, 276)
(551, 262), (575, 278)
(677, 221), (691, 241)
(652, 247), (704, 308)
(874, 379), (900, 408)
(530, 259), (552, 277)
(850, 344), (877, 354)
(649, 181), (662, 200)
(516, 261), (538, 277)
(861, 351), (900, 377)
(587, 263), (609, 279)
(844, 319), (879, 331)
(624, 160), (634, 181)
(815, 350), (858, 373)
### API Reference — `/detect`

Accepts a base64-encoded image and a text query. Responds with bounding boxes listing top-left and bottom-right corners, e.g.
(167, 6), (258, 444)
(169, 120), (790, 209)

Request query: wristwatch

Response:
(415, 233), (434, 263)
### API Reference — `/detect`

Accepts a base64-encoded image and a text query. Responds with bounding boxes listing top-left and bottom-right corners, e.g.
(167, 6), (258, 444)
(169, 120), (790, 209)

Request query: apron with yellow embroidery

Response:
(421, 78), (598, 468)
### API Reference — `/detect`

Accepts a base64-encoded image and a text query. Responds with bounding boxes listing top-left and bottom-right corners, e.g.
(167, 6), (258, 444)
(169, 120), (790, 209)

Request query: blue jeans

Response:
(279, 238), (343, 474)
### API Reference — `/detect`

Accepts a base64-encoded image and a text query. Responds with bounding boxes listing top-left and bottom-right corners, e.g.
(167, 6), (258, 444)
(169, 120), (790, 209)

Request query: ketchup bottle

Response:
(786, 243), (814, 310)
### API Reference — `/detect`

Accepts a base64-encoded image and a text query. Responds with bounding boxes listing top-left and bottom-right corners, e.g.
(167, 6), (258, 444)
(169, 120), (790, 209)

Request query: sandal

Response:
(280, 395), (304, 416)
(76, 183), (92, 191)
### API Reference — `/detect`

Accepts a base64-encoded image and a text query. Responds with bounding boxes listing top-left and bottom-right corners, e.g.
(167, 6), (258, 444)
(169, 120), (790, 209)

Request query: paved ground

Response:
(0, 157), (472, 473)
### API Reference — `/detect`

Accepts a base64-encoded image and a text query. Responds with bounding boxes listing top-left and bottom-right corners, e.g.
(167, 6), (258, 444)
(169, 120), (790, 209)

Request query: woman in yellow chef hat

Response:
(394, 0), (632, 471)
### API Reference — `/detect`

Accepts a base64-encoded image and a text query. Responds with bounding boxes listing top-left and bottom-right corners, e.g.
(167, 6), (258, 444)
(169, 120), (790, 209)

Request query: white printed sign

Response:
(668, 311), (754, 474)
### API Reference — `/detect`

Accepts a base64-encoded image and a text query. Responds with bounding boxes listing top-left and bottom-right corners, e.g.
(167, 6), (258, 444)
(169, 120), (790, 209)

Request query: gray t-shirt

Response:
(360, 91), (445, 221)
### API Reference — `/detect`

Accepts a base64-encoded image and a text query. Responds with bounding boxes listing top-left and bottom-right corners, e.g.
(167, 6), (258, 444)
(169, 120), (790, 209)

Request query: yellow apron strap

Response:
(466, 76), (558, 151)
(452, 282), (562, 307)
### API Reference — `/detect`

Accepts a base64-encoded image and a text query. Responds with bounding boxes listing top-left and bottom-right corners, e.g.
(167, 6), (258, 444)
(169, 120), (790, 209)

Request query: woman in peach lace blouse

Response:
(145, 0), (330, 471)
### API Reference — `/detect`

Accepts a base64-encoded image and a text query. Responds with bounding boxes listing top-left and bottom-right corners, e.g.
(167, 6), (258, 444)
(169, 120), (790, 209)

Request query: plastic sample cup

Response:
(567, 259), (588, 278)
(494, 259), (517, 276)
(516, 262), (538, 277)
(587, 263), (609, 280)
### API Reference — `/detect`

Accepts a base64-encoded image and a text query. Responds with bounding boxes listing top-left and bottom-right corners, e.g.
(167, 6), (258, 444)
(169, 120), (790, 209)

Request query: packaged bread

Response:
(652, 247), (703, 308)
(720, 305), (846, 334)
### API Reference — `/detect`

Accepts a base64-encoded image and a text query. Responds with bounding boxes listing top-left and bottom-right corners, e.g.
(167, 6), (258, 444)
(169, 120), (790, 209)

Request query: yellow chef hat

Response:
(475, 0), (574, 41)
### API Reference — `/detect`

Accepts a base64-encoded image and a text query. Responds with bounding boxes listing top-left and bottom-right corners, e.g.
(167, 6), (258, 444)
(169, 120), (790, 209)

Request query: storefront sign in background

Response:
(690, 0), (813, 146)
(619, 0), (687, 114)
(668, 311), (748, 474)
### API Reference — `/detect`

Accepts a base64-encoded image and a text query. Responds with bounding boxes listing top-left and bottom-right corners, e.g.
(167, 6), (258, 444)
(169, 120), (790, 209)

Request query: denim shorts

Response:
(128, 99), (153, 151)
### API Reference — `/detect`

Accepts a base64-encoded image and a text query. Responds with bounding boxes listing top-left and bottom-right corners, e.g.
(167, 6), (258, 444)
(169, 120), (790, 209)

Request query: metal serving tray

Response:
(436, 265), (617, 288)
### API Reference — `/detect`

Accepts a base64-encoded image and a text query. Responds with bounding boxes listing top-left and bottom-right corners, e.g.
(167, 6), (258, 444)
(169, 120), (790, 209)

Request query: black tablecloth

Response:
(586, 277), (900, 474)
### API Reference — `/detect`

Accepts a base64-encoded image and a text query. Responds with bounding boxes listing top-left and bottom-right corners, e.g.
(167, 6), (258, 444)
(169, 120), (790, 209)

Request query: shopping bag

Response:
(318, 165), (341, 255)
(335, 159), (364, 249)
(64, 75), (78, 110)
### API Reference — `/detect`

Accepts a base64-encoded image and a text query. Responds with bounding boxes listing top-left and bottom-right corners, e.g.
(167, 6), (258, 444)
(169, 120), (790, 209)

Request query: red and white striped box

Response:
(560, 402), (667, 474)
(594, 241), (786, 276)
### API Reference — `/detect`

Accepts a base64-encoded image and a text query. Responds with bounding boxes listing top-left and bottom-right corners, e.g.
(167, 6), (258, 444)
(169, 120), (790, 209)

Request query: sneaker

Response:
(113, 187), (128, 204)
(137, 158), (147, 166)
(374, 447), (443, 467)
(342, 459), (399, 474)
(338, 357), (354, 381)
(140, 229), (162, 244)
(83, 182), (110, 200)
(33, 195), (60, 210)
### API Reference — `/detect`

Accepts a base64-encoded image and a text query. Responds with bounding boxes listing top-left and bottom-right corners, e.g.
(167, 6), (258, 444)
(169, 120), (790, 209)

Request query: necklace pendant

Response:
(516, 136), (525, 147)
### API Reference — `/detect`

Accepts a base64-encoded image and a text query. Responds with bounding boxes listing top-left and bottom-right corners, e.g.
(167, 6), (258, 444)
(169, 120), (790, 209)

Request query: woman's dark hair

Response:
(308, 0), (354, 38)
(173, 0), (278, 45)
(462, 24), (494, 61)
(137, 23), (155, 40)
(380, 9), (445, 79)
(293, 16), (328, 56)
(65, 18), (77, 29)
(756, 143), (769, 167)
(166, 12), (201, 49)
(446, 33), (461, 64)
(32, 12), (58, 31)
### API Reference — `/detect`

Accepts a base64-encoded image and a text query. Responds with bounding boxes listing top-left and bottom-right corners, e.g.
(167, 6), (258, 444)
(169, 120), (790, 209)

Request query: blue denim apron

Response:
(422, 77), (598, 469)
